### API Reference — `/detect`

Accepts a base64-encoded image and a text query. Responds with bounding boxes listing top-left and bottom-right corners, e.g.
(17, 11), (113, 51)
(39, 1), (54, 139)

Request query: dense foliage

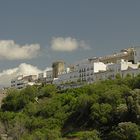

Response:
(1, 75), (140, 139)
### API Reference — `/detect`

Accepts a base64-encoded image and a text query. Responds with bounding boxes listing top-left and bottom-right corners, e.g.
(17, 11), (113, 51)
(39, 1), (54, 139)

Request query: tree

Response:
(67, 130), (100, 140)
(78, 130), (101, 140)
(90, 103), (112, 126)
(109, 122), (140, 140)
(132, 74), (140, 89)
(38, 85), (57, 98)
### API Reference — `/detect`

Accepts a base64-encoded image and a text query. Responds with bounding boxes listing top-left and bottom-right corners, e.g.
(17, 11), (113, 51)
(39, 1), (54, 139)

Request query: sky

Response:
(0, 0), (140, 86)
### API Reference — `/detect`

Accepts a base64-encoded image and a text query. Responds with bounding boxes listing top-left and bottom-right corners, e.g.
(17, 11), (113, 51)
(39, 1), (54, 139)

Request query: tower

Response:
(52, 60), (65, 78)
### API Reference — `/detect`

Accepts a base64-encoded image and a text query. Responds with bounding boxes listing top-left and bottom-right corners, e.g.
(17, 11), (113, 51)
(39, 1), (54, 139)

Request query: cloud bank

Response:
(51, 37), (90, 51)
(0, 63), (42, 87)
(0, 40), (40, 60)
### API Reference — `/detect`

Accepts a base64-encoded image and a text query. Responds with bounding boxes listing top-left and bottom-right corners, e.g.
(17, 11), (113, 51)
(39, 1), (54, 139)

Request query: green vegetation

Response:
(1, 75), (140, 139)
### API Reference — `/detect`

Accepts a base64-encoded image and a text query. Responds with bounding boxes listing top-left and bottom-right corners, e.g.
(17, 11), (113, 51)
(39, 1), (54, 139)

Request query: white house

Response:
(106, 59), (139, 75)
(93, 60), (140, 82)
(11, 75), (37, 89)
(53, 60), (107, 85)
(78, 61), (106, 83)
(46, 68), (53, 84)
(53, 70), (79, 85)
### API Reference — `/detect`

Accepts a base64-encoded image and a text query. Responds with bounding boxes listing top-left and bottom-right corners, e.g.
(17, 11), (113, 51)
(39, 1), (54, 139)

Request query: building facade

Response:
(10, 46), (140, 89)
(11, 75), (37, 89)
(46, 68), (53, 84)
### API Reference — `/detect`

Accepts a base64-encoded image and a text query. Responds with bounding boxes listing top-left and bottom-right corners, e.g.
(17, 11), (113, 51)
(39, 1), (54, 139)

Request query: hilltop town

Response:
(11, 46), (140, 89)
(1, 55), (140, 140)
(1, 46), (140, 140)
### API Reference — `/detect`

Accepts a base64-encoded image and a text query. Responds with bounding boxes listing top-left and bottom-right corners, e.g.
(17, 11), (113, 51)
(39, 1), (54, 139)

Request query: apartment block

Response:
(11, 75), (37, 89)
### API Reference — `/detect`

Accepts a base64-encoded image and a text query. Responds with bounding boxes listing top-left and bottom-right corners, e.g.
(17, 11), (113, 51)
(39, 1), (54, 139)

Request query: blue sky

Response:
(0, 0), (140, 71)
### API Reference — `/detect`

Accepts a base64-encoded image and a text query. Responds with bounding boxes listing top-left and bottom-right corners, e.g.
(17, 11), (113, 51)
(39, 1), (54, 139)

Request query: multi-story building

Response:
(53, 59), (107, 85)
(53, 70), (79, 85)
(53, 58), (140, 87)
(93, 59), (140, 82)
(38, 72), (46, 83)
(77, 61), (106, 83)
(89, 47), (140, 64)
(107, 59), (139, 73)
(11, 75), (37, 89)
(10, 46), (140, 89)
(46, 68), (53, 84)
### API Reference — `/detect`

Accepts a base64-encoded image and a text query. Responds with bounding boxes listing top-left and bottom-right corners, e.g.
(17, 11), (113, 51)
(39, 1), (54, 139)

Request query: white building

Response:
(46, 68), (53, 84)
(37, 68), (53, 84)
(53, 58), (140, 87)
(93, 60), (140, 82)
(134, 46), (140, 63)
(53, 60), (107, 85)
(38, 72), (46, 83)
(78, 61), (106, 83)
(11, 75), (37, 89)
(53, 71), (79, 85)
(38, 73), (45, 79)
(107, 59), (139, 75)
(121, 67), (140, 78)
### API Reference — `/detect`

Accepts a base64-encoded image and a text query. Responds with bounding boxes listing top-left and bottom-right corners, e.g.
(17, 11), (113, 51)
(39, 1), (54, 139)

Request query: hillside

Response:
(0, 90), (6, 107)
(0, 74), (140, 140)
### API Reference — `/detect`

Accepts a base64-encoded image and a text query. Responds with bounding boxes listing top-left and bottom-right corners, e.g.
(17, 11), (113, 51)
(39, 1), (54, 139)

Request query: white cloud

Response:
(0, 63), (42, 87)
(0, 40), (40, 60)
(51, 37), (90, 51)
(43, 67), (52, 72)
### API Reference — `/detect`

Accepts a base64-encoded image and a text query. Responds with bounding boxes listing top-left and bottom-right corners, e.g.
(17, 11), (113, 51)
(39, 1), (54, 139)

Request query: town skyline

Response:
(1, 46), (140, 88)
(0, 0), (140, 87)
